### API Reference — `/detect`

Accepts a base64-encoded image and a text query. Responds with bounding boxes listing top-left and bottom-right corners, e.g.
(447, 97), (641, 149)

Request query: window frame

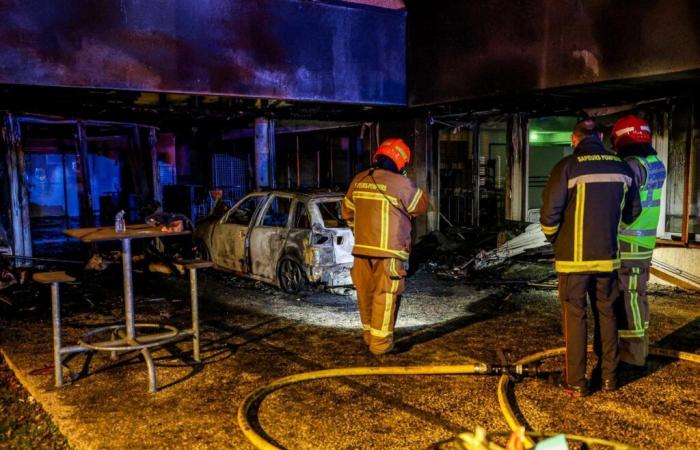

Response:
(654, 104), (699, 248)
(291, 199), (312, 230)
(220, 193), (267, 226)
(257, 193), (294, 229)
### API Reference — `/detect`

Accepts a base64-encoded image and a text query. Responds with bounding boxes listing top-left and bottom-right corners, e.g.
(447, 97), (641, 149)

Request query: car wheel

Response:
(277, 258), (306, 294)
(193, 240), (210, 261)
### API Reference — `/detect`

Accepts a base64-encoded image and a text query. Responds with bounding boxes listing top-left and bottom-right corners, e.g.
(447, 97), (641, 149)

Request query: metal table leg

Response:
(140, 348), (157, 393)
(51, 282), (63, 387)
(121, 238), (136, 340)
(189, 268), (201, 363)
(121, 237), (158, 392)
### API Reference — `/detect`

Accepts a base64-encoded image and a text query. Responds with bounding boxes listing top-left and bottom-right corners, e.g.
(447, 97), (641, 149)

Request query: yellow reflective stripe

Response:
(343, 197), (355, 210)
(407, 188), (423, 213)
(352, 191), (399, 206)
(618, 329), (646, 338)
(353, 244), (409, 260)
(362, 324), (371, 331)
(555, 259), (621, 273)
(381, 198), (389, 248)
(620, 251), (653, 260)
(389, 258), (400, 277)
(394, 145), (408, 160)
(381, 259), (400, 334)
(630, 268), (643, 331)
(540, 223), (559, 235)
(370, 328), (393, 338)
(567, 173), (632, 188)
(574, 183), (585, 261)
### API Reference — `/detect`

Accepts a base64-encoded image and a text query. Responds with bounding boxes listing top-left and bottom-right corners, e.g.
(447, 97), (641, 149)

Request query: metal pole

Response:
(121, 238), (135, 340)
(268, 119), (276, 190)
(254, 117), (270, 189)
(189, 268), (200, 362)
(51, 282), (63, 387)
(296, 135), (301, 189)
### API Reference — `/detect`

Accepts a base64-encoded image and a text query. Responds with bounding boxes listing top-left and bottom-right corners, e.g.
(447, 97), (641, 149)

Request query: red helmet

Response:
(373, 138), (411, 171)
(611, 115), (651, 148)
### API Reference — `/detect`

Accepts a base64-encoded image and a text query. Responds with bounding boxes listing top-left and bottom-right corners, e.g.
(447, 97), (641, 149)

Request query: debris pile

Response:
(474, 224), (552, 270)
(417, 223), (555, 286)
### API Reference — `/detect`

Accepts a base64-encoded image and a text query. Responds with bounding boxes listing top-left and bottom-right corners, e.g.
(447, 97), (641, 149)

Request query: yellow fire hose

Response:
(238, 346), (700, 450)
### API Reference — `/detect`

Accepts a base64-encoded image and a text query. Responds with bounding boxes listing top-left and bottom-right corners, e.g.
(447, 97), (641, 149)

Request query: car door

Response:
(212, 193), (266, 272)
(248, 193), (293, 281)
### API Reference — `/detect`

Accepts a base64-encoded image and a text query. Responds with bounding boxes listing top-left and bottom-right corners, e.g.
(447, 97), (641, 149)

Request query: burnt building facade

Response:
(0, 0), (699, 284)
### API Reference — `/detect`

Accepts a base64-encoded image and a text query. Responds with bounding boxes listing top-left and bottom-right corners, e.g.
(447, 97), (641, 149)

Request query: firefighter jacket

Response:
(618, 144), (666, 253)
(540, 136), (641, 273)
(342, 168), (428, 261)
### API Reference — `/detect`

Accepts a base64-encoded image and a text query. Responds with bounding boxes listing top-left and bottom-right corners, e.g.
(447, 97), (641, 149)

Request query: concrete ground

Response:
(0, 266), (698, 450)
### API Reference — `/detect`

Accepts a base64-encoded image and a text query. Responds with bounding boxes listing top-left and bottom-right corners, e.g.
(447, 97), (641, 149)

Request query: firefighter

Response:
(540, 119), (640, 396)
(341, 138), (428, 355)
(611, 115), (666, 367)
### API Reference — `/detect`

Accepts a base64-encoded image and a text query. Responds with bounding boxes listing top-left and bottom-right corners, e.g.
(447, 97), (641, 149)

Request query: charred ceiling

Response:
(0, 0), (406, 106)
(406, 0), (700, 107)
(421, 69), (700, 120)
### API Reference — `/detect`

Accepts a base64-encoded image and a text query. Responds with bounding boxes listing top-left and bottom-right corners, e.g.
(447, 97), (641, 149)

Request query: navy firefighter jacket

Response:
(540, 136), (641, 273)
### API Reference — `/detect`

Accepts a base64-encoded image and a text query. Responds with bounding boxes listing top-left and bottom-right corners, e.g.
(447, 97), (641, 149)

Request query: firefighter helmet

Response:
(373, 138), (411, 171)
(611, 115), (652, 148)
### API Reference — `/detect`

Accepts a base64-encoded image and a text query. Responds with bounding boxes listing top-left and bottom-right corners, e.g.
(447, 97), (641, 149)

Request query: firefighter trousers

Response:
(351, 256), (406, 355)
(558, 272), (619, 387)
(616, 245), (651, 366)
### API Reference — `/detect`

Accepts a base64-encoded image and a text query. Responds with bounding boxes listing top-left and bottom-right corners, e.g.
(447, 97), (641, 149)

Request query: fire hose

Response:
(237, 345), (700, 450)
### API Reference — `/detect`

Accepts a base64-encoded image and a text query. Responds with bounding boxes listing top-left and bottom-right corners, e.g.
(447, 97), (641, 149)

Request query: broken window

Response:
(261, 196), (292, 227)
(317, 200), (346, 228)
(293, 202), (311, 229)
(227, 195), (265, 225)
(662, 102), (699, 243)
(22, 124), (82, 255)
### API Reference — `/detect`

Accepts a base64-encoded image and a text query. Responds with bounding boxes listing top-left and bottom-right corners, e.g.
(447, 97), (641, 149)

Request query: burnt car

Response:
(193, 191), (354, 293)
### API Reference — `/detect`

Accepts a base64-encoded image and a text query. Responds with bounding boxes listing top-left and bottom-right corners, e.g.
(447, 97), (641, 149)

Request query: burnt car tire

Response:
(278, 258), (307, 294)
(193, 240), (211, 261)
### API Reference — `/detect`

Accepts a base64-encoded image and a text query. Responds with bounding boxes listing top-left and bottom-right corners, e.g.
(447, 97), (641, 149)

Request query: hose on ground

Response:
(497, 346), (700, 449)
(238, 346), (700, 450)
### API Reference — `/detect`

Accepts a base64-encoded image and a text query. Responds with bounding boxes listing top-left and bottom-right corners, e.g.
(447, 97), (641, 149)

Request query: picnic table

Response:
(63, 224), (196, 392)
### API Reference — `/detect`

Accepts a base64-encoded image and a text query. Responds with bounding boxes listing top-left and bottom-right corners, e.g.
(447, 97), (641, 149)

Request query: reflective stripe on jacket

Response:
(341, 168), (428, 261)
(540, 136), (641, 273)
(619, 154), (665, 250)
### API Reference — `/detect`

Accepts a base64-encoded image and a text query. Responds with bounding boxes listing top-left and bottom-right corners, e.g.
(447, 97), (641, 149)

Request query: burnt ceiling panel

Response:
(407, 0), (700, 106)
(0, 0), (406, 105)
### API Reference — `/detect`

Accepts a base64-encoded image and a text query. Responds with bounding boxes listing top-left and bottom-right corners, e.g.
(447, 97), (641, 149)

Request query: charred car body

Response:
(193, 191), (354, 293)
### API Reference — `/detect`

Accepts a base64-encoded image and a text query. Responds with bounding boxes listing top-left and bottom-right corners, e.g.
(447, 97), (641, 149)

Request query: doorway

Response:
(525, 116), (578, 222)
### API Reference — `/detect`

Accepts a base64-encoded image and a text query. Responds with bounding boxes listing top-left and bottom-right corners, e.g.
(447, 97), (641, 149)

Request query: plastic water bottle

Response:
(115, 210), (126, 233)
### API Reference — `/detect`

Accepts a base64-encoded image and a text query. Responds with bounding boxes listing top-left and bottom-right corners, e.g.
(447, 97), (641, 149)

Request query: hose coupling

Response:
(488, 363), (541, 377)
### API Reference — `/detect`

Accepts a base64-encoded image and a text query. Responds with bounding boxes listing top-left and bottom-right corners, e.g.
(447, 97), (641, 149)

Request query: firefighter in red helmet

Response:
(611, 115), (666, 367)
(341, 138), (428, 355)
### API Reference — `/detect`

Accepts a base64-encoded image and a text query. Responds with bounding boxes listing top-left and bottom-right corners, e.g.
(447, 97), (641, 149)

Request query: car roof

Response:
(251, 190), (344, 199)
